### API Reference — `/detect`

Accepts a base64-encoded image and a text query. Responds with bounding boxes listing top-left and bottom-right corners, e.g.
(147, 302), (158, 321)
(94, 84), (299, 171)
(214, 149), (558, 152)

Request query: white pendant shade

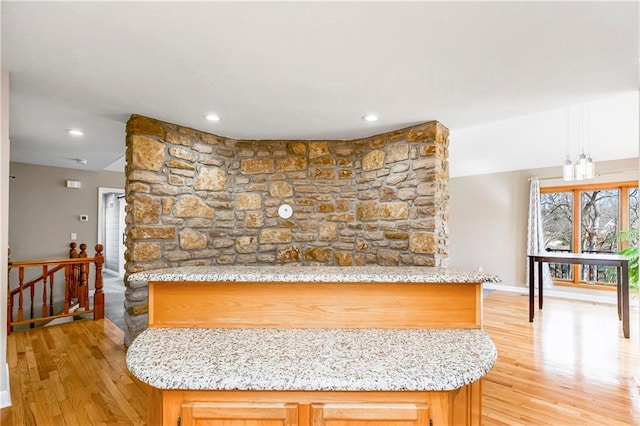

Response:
(575, 153), (587, 180)
(562, 156), (574, 181)
(586, 155), (595, 179)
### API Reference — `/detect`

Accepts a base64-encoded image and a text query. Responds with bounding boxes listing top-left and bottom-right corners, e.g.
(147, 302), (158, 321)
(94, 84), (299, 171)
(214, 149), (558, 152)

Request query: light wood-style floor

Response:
(483, 291), (640, 425)
(2, 317), (147, 425)
(2, 291), (639, 425)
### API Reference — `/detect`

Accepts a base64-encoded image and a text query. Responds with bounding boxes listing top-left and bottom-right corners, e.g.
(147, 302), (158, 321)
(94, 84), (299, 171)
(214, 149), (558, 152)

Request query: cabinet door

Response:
(180, 402), (298, 426)
(310, 403), (430, 426)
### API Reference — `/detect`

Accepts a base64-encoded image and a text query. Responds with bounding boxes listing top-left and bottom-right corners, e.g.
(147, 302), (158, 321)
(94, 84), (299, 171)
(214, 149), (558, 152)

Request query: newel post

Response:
(69, 242), (80, 299)
(79, 243), (87, 259)
(93, 244), (104, 320)
(79, 243), (89, 308)
(69, 242), (78, 258)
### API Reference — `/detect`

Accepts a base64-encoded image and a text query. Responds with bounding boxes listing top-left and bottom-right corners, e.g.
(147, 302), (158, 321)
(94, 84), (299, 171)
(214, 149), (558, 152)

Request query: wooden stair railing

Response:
(6, 243), (104, 335)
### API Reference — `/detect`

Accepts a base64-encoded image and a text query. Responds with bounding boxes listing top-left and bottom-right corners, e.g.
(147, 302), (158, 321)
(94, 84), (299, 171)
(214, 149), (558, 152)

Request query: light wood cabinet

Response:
(180, 402), (298, 426)
(178, 401), (431, 426)
(142, 279), (486, 426)
(150, 376), (481, 425)
(311, 402), (430, 426)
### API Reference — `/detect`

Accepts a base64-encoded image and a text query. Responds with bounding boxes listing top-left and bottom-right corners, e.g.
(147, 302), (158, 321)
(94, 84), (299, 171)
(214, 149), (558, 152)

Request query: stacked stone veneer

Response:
(124, 115), (450, 345)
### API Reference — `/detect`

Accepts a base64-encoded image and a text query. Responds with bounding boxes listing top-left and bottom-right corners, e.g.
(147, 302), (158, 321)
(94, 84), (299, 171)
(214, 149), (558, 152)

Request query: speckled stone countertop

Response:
(127, 265), (500, 284)
(126, 328), (497, 392)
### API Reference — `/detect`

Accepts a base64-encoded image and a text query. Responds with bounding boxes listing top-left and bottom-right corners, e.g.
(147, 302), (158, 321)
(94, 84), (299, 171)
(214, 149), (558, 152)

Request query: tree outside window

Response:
(580, 190), (618, 284)
(541, 191), (573, 280)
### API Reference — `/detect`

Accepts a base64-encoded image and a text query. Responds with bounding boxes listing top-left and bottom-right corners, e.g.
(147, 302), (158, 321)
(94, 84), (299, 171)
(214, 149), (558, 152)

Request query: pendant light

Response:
(586, 155), (595, 179)
(562, 103), (596, 181)
(562, 155), (574, 181)
(584, 104), (595, 179)
(575, 152), (587, 181)
(562, 107), (574, 181)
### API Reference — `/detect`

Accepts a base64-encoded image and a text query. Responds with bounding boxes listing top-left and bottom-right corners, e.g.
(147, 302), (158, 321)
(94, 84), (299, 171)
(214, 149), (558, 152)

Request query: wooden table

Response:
(528, 252), (630, 338)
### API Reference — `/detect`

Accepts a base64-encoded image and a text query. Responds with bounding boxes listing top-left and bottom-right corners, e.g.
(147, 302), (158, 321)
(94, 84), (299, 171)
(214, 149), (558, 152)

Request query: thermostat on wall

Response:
(278, 204), (293, 219)
(80, 214), (89, 222)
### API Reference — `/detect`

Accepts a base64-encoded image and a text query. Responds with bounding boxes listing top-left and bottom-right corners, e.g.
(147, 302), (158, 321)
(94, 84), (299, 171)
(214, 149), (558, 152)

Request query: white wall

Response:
(448, 90), (639, 287)
(1, 69), (11, 408)
(449, 158), (639, 286)
(450, 91), (639, 178)
(449, 168), (530, 284)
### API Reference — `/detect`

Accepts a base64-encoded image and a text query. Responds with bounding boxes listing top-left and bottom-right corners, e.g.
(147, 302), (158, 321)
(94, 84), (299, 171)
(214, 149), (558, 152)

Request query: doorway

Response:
(98, 187), (125, 277)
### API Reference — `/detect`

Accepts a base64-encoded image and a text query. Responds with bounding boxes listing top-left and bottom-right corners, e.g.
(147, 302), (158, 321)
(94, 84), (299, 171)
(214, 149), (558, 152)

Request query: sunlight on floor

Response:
(536, 299), (639, 387)
(483, 292), (640, 425)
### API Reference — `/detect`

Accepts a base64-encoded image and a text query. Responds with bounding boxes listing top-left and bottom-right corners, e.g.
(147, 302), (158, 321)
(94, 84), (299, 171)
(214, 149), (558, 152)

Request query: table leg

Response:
(622, 262), (630, 339)
(617, 267), (622, 321)
(538, 260), (544, 310)
(529, 257), (535, 322)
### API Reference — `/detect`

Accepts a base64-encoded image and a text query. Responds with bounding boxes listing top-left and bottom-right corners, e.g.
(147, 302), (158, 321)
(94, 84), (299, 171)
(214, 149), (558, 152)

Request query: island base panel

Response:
(149, 281), (482, 329)
(149, 382), (482, 426)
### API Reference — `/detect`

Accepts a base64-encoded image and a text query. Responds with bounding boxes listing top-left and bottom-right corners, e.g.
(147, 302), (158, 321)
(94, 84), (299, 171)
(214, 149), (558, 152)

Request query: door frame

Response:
(98, 187), (125, 277)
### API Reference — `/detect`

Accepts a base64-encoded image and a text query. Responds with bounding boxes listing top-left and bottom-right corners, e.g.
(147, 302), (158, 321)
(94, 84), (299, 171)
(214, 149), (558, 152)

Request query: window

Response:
(630, 188), (638, 239)
(541, 191), (573, 280)
(541, 181), (638, 289)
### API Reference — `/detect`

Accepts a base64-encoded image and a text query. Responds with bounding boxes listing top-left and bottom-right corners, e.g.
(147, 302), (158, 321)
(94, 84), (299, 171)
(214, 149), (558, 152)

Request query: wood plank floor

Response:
(482, 291), (640, 425)
(1, 291), (639, 425)
(1, 317), (147, 425)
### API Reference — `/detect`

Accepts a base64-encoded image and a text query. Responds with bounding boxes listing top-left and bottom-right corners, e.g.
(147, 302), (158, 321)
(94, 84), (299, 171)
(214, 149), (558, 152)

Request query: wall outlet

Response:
(70, 233), (77, 241)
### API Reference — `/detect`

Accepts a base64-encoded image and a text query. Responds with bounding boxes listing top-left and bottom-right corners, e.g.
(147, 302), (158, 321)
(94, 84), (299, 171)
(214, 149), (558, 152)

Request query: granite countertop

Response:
(127, 265), (501, 284)
(126, 328), (497, 392)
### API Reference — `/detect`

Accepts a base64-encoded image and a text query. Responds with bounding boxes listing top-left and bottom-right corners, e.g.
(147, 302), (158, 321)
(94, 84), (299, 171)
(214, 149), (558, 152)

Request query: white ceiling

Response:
(2, 1), (638, 175)
(450, 90), (639, 177)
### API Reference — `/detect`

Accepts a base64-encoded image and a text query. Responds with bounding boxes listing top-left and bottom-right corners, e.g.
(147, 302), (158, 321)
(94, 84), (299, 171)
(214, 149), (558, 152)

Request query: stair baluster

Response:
(41, 265), (48, 318)
(17, 268), (24, 323)
(94, 244), (104, 320)
(79, 243), (88, 310)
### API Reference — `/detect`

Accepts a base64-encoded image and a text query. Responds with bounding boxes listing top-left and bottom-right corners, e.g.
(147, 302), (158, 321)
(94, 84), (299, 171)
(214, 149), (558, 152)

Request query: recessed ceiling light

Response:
(205, 113), (221, 122)
(67, 129), (84, 136)
(362, 114), (379, 122)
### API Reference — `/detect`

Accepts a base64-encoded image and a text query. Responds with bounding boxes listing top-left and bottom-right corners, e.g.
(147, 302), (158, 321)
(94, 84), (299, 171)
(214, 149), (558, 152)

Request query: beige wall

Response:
(1, 68), (11, 408)
(8, 162), (124, 261)
(449, 157), (639, 286)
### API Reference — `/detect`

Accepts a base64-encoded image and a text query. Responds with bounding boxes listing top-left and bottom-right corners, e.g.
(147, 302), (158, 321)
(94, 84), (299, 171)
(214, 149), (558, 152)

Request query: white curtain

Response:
(527, 176), (553, 288)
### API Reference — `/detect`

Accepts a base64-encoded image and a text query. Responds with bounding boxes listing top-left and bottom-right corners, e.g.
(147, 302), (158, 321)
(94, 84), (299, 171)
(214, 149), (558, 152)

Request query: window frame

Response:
(540, 180), (638, 290)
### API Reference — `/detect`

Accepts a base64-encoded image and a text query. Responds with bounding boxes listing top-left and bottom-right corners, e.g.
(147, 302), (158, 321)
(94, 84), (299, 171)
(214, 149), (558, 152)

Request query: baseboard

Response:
(483, 283), (528, 294)
(102, 268), (122, 278)
(0, 363), (11, 409)
(483, 283), (622, 306)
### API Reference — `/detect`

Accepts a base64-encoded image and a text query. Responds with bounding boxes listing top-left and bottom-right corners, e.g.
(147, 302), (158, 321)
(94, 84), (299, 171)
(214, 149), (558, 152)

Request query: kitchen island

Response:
(126, 265), (500, 426)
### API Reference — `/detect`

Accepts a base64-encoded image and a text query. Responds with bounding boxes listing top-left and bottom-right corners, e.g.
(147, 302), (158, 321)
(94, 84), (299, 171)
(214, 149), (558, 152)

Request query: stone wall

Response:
(124, 115), (450, 345)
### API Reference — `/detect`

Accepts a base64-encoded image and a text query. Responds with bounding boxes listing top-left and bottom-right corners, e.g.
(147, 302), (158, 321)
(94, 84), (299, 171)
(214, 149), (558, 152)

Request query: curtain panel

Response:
(527, 176), (553, 288)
